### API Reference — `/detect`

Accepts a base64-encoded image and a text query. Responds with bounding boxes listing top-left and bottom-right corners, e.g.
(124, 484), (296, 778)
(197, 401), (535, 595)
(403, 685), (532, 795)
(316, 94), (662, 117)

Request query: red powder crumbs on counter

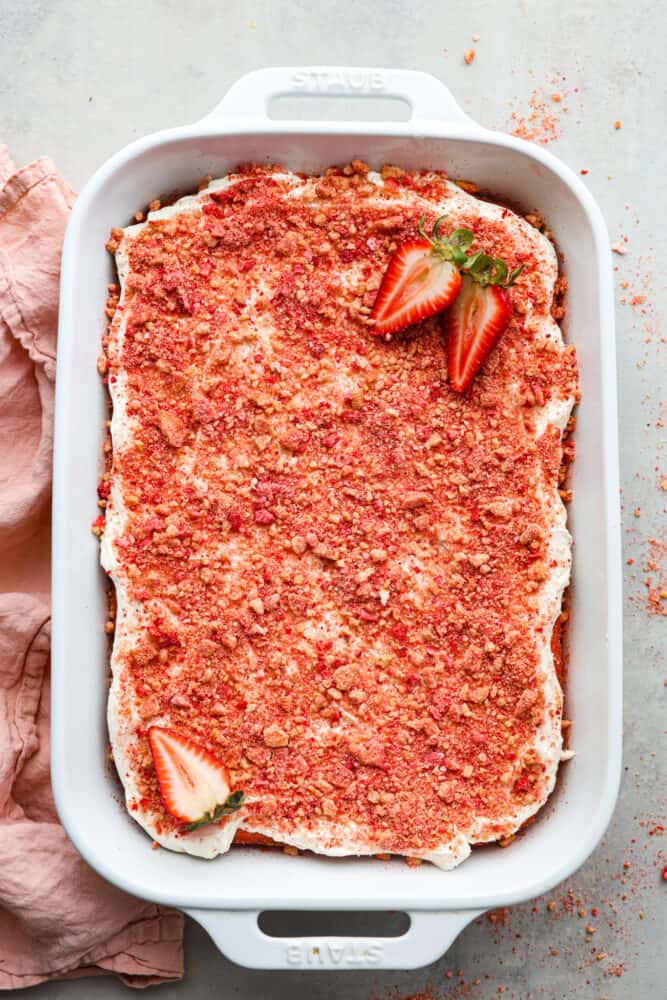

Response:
(468, 816), (667, 993)
(380, 977), (496, 1000)
(642, 538), (667, 617)
(506, 74), (572, 145)
(463, 48), (475, 64)
(487, 907), (510, 926)
(628, 536), (667, 619)
(380, 991), (439, 1000)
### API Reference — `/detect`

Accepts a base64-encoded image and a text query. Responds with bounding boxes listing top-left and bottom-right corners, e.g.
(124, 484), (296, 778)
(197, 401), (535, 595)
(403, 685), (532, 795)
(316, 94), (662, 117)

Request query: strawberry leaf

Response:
(494, 259), (508, 285)
(413, 217), (526, 287)
(466, 253), (495, 283)
(448, 228), (475, 251)
(462, 253), (525, 288)
(416, 218), (477, 268)
(460, 250), (483, 271)
(184, 790), (246, 832)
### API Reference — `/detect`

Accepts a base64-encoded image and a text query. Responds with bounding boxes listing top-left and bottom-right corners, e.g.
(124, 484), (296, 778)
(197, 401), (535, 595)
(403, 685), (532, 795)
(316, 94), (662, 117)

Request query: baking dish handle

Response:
(185, 907), (484, 970)
(201, 67), (474, 126)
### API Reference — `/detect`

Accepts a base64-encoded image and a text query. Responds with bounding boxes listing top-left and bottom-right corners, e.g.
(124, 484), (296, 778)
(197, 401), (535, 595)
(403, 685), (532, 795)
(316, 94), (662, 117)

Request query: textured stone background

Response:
(1, 1), (664, 997)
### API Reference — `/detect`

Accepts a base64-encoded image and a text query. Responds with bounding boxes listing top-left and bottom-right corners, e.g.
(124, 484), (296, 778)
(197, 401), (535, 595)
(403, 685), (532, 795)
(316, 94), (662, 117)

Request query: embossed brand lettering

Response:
(284, 940), (384, 966)
(290, 70), (387, 94)
(328, 943), (344, 964)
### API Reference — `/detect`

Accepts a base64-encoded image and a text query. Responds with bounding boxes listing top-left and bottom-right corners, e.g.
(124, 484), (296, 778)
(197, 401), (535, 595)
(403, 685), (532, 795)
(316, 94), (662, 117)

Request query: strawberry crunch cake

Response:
(98, 161), (578, 870)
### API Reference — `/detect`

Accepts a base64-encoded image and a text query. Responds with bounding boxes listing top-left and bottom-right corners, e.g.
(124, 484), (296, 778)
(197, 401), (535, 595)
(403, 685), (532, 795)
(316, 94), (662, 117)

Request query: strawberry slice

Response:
(370, 217), (473, 336)
(442, 253), (525, 392)
(148, 726), (245, 831)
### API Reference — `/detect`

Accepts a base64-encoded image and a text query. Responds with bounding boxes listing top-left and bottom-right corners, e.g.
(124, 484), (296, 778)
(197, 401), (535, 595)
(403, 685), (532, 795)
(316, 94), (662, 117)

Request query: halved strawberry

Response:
(442, 254), (525, 392)
(148, 726), (245, 831)
(370, 217), (474, 336)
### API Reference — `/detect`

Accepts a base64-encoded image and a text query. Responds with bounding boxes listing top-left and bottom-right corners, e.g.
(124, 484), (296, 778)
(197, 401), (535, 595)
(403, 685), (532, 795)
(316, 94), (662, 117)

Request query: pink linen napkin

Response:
(0, 146), (184, 989)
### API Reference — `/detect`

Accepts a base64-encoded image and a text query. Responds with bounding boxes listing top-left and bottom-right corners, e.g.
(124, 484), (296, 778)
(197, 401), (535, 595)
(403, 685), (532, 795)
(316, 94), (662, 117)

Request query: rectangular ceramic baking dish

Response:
(52, 67), (622, 971)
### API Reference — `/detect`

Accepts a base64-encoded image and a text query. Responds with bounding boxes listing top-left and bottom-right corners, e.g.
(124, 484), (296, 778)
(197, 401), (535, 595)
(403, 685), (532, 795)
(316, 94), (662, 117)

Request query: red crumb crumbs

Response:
(103, 163), (578, 858)
(506, 74), (573, 145)
(614, 120), (622, 129)
(469, 817), (667, 996)
(640, 538), (667, 617)
(382, 992), (438, 1000)
(612, 240), (629, 255)
(463, 49), (475, 64)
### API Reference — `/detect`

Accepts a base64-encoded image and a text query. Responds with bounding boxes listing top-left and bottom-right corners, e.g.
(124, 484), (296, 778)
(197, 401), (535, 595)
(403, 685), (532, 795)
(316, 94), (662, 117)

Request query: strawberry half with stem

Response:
(370, 216), (474, 336)
(148, 726), (245, 831)
(443, 253), (525, 392)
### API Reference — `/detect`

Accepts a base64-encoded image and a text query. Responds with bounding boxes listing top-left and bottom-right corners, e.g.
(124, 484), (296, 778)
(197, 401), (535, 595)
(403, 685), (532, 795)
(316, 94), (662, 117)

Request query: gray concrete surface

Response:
(1, 1), (665, 997)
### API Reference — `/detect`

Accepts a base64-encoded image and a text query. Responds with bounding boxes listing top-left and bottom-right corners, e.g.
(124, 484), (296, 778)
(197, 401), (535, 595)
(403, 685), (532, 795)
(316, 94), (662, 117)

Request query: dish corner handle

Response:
(199, 67), (476, 127)
(186, 907), (484, 970)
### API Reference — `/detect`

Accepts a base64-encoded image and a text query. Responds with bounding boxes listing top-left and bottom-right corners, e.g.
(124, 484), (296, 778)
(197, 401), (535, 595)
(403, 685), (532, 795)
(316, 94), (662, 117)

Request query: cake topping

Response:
(103, 164), (577, 867)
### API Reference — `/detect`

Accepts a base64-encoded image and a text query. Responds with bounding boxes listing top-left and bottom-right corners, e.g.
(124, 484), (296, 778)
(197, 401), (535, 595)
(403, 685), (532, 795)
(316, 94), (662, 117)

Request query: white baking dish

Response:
(52, 67), (622, 971)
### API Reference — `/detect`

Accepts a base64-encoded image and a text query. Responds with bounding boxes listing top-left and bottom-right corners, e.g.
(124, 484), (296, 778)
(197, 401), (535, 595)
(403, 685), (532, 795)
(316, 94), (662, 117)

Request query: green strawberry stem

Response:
(417, 215), (525, 287)
(184, 790), (246, 832)
(418, 214), (475, 268)
(461, 251), (525, 288)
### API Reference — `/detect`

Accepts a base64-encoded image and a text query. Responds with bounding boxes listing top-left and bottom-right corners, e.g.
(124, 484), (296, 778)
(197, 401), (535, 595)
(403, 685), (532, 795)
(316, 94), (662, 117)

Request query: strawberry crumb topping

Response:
(103, 163), (578, 861)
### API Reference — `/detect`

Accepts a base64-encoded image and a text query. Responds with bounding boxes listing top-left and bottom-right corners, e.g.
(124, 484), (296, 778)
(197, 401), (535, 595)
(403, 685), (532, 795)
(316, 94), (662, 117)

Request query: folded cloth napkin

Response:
(0, 147), (184, 989)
